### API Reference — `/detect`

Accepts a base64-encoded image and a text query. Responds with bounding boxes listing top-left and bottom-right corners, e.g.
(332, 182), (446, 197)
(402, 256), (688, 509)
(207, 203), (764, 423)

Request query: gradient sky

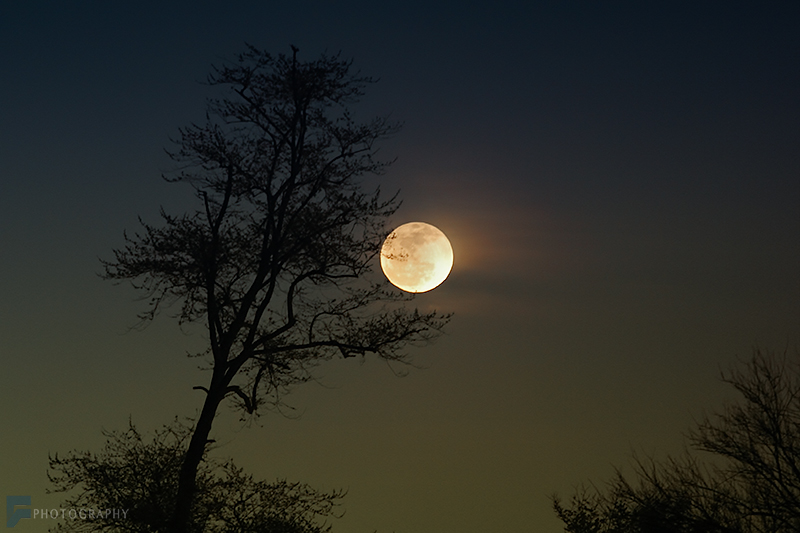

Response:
(1, 2), (798, 532)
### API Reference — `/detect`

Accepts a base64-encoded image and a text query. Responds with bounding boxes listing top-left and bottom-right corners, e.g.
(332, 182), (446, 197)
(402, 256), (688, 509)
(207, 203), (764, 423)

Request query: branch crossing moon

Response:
(380, 222), (454, 293)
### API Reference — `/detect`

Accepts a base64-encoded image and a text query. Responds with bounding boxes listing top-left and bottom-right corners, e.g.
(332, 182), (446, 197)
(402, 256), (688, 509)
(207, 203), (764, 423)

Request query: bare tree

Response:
(553, 348), (800, 533)
(689, 349), (800, 532)
(102, 45), (449, 533)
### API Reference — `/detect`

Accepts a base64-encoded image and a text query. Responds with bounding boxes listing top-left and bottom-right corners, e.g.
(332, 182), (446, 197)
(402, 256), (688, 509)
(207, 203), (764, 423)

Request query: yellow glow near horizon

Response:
(380, 222), (454, 293)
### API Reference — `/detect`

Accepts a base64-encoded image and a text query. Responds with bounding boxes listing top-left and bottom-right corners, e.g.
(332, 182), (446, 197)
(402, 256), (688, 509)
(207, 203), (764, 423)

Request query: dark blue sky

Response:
(1, 2), (798, 532)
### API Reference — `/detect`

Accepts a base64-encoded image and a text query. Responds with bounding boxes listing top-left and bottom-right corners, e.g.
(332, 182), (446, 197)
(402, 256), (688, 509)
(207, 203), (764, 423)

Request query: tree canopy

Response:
(553, 348), (800, 533)
(49, 421), (344, 533)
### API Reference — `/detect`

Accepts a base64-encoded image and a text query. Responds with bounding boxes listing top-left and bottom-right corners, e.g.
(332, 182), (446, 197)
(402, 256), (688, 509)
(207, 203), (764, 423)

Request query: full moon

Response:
(380, 222), (454, 293)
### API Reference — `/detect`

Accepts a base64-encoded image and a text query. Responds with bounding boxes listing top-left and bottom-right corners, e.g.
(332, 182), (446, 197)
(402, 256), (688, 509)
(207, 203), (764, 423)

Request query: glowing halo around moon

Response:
(380, 222), (454, 293)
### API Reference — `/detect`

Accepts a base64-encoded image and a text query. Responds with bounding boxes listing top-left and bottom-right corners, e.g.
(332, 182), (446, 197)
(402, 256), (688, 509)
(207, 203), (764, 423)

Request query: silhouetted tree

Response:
(553, 348), (800, 533)
(49, 421), (343, 533)
(553, 459), (741, 533)
(101, 45), (449, 533)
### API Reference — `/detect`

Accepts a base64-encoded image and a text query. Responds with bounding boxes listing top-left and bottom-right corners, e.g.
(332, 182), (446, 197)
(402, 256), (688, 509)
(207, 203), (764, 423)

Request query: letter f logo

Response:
(6, 496), (31, 528)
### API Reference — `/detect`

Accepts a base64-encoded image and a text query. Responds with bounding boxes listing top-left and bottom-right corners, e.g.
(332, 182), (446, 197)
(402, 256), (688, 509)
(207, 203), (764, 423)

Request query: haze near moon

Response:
(380, 222), (454, 293)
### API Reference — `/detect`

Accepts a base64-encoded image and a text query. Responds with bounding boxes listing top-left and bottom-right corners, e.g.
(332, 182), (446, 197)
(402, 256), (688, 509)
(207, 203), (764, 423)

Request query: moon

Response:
(380, 222), (454, 293)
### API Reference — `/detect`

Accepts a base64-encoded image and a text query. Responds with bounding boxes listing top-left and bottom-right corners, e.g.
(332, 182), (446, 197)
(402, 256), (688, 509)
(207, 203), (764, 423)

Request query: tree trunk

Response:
(171, 376), (225, 533)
